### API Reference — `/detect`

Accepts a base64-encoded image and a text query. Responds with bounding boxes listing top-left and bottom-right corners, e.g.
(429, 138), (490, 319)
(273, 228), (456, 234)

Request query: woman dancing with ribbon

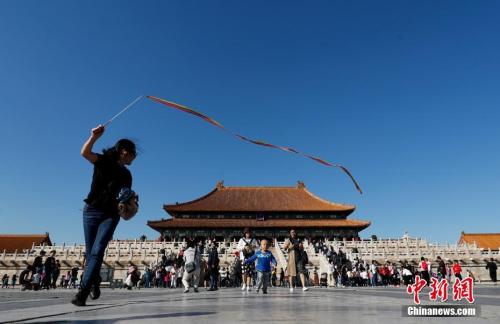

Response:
(72, 125), (138, 306)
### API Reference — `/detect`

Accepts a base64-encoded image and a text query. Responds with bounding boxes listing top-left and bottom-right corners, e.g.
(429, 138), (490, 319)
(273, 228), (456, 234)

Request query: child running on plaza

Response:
(243, 239), (277, 294)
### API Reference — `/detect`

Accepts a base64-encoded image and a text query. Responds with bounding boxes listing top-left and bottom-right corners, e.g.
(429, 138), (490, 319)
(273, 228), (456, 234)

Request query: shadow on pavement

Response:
(31, 311), (216, 323)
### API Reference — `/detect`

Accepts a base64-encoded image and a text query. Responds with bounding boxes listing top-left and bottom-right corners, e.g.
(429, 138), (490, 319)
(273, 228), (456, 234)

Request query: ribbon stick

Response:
(146, 95), (363, 194)
(104, 95), (144, 126)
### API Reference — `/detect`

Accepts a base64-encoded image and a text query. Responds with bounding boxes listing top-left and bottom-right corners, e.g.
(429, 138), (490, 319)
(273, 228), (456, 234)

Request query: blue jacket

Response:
(244, 250), (276, 272)
(208, 248), (219, 269)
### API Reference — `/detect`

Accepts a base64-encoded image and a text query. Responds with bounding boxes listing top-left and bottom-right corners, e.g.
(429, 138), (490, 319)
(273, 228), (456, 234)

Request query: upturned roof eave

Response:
(162, 181), (356, 216)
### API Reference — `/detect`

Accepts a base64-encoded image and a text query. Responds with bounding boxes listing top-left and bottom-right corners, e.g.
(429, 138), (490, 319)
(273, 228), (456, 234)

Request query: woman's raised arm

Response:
(81, 125), (105, 163)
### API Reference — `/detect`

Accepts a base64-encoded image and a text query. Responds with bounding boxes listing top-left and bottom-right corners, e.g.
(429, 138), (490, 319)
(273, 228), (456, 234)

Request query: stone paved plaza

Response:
(0, 286), (499, 323)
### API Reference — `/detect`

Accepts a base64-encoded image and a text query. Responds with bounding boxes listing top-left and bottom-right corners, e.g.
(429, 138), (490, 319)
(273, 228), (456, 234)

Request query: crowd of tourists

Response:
(314, 239), (499, 287)
(123, 229), (313, 293)
(1, 250), (83, 291)
(3, 231), (498, 295)
(124, 232), (286, 294)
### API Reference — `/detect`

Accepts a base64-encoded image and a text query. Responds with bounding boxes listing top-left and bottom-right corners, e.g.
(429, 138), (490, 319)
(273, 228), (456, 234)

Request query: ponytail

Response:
(102, 139), (136, 161)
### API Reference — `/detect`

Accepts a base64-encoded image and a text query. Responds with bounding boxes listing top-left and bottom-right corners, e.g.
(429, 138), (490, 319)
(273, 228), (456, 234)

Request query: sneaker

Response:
(256, 289), (259, 294)
(303, 287), (309, 291)
(71, 290), (88, 307)
(289, 287), (294, 293)
(263, 290), (268, 294)
(241, 284), (246, 291)
(194, 287), (199, 293)
(89, 276), (102, 300)
(246, 286), (251, 292)
(183, 289), (189, 293)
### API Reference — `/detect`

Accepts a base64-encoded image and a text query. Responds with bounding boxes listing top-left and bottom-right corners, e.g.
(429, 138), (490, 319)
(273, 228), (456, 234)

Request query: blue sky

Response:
(0, 1), (498, 245)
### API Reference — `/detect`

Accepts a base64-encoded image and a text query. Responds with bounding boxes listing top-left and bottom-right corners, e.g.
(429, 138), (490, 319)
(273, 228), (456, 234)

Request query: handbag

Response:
(185, 248), (198, 273)
(117, 188), (139, 221)
(185, 262), (196, 274)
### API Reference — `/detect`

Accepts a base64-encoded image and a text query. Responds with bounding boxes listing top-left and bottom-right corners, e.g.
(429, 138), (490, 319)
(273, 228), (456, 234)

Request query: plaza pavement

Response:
(0, 285), (499, 323)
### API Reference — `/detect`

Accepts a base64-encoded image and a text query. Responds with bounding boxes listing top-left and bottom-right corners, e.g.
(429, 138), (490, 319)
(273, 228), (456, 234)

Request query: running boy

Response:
(243, 239), (277, 294)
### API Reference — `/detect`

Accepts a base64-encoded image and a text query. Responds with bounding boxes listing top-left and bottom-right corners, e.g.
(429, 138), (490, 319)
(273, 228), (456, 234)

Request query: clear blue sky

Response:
(0, 1), (498, 245)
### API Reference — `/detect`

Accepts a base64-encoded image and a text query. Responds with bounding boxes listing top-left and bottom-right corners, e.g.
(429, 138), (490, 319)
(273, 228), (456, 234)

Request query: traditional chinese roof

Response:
(148, 218), (371, 230)
(0, 233), (52, 253)
(458, 232), (500, 250)
(163, 181), (356, 216)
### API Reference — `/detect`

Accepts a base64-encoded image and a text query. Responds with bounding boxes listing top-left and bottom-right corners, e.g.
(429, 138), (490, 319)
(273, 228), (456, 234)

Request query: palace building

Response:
(458, 232), (500, 251)
(147, 181), (370, 240)
(0, 233), (52, 253)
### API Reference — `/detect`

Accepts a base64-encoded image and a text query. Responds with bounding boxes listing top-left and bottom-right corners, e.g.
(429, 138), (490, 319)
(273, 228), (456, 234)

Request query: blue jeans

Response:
(81, 204), (119, 292)
(210, 270), (218, 289)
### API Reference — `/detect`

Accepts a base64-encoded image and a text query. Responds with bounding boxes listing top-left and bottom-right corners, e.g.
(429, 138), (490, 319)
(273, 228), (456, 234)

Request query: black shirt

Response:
(44, 256), (56, 272)
(84, 153), (132, 214)
(19, 269), (30, 284)
(486, 261), (497, 272)
(33, 256), (43, 268)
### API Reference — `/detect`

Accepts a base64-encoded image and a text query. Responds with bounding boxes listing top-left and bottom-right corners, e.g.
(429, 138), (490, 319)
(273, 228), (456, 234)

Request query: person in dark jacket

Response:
(207, 243), (219, 291)
(43, 250), (56, 289)
(52, 260), (61, 289)
(436, 256), (447, 280)
(2, 274), (9, 288)
(19, 266), (34, 291)
(486, 258), (497, 283)
(33, 250), (46, 275)
(230, 252), (242, 288)
(11, 274), (17, 288)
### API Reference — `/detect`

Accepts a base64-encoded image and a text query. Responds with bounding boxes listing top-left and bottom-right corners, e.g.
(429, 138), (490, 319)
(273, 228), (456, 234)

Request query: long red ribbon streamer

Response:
(146, 95), (363, 194)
